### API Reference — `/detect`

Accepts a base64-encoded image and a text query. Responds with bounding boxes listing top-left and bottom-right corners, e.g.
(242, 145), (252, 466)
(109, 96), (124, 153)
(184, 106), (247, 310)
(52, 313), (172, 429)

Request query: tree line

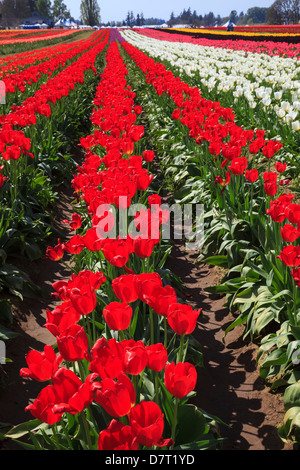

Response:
(167, 2), (300, 27)
(0, 0), (101, 27)
(0, 0), (299, 29)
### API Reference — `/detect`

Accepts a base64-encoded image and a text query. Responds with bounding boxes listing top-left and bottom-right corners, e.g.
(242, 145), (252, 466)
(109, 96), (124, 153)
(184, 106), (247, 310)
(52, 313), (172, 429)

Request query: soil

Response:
(167, 243), (293, 450)
(0, 182), (294, 451)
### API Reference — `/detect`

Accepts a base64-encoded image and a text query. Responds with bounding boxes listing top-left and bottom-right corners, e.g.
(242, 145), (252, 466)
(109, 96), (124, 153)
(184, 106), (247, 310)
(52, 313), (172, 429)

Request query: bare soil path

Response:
(167, 243), (293, 450)
(0, 185), (294, 451)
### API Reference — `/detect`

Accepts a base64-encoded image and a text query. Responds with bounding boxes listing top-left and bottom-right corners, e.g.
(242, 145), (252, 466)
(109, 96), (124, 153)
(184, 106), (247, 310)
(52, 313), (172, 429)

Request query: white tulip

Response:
(276, 109), (286, 118)
(292, 120), (300, 131)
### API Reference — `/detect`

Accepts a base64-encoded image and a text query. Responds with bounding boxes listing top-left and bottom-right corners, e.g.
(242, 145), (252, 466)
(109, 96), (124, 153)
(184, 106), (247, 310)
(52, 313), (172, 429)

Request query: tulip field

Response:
(0, 26), (300, 452)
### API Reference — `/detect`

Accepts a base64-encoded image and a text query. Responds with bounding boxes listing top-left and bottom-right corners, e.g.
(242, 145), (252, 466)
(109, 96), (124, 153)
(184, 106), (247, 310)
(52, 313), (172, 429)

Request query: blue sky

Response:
(63, 1), (274, 23)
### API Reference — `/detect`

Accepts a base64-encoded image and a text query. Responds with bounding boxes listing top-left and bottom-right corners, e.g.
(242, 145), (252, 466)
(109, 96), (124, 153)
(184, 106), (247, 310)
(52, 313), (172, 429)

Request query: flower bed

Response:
(1, 27), (300, 450)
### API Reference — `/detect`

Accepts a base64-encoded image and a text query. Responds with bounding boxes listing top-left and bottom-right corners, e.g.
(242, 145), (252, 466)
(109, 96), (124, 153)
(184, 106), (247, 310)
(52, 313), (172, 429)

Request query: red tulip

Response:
(103, 301), (133, 331)
(70, 284), (98, 316)
(263, 171), (278, 196)
(148, 194), (162, 207)
(286, 204), (300, 224)
(112, 274), (139, 303)
(167, 303), (202, 335)
(20, 345), (62, 382)
(122, 339), (148, 375)
(134, 105), (142, 115)
(134, 272), (163, 301)
(135, 169), (153, 191)
(98, 419), (139, 450)
(132, 236), (155, 258)
(0, 172), (7, 188)
(281, 224), (300, 243)
(245, 168), (259, 183)
(277, 245), (300, 267)
(94, 372), (136, 417)
(45, 301), (81, 337)
(147, 343), (168, 372)
(275, 161), (287, 173)
(129, 401), (164, 448)
(25, 384), (63, 425)
(164, 362), (197, 399)
(62, 213), (82, 231)
(56, 324), (91, 362)
(266, 194), (294, 223)
(263, 140), (283, 159)
(228, 157), (248, 175)
(45, 239), (64, 261)
(291, 268), (300, 287)
(249, 137), (265, 154)
(101, 238), (131, 267)
(142, 283), (177, 317)
(63, 234), (85, 254)
(82, 228), (104, 252)
(51, 368), (97, 415)
(121, 137), (134, 155)
(143, 150), (155, 162)
(89, 337), (124, 380)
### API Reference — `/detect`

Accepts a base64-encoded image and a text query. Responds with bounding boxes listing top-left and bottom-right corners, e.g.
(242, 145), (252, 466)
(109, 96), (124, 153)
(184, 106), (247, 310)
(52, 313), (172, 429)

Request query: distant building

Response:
(22, 11), (53, 28)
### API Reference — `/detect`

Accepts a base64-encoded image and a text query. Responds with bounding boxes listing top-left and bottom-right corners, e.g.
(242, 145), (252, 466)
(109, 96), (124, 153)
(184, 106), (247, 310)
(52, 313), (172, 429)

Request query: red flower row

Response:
(20, 39), (201, 451)
(0, 30), (109, 187)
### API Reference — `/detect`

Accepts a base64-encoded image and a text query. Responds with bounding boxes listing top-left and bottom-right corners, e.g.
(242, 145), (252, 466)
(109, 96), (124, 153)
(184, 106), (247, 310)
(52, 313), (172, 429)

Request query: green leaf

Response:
(202, 255), (228, 267)
(284, 383), (300, 411)
(0, 324), (18, 341)
(174, 437), (225, 450)
(0, 299), (13, 324)
(175, 404), (208, 445)
(5, 419), (45, 439)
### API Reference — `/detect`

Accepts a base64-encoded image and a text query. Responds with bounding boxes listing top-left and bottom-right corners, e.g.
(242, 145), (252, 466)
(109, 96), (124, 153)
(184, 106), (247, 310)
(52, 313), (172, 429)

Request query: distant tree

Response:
(0, 0), (32, 26)
(168, 11), (176, 26)
(136, 13), (140, 26)
(267, 0), (300, 24)
(130, 10), (135, 25)
(80, 0), (101, 25)
(215, 14), (222, 25)
(204, 11), (215, 26)
(229, 10), (238, 23)
(28, 0), (36, 12)
(35, 0), (52, 18)
(246, 7), (268, 24)
(181, 7), (192, 23)
(52, 0), (70, 20)
(140, 12), (145, 25)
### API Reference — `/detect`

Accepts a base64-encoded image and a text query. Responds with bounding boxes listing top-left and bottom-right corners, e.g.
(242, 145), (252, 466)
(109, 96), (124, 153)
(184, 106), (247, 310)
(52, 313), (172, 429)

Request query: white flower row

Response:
(120, 29), (300, 130)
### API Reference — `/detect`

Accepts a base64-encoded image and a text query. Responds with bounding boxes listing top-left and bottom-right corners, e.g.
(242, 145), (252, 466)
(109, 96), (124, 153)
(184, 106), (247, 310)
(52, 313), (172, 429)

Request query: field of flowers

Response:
(0, 28), (89, 56)
(0, 26), (299, 451)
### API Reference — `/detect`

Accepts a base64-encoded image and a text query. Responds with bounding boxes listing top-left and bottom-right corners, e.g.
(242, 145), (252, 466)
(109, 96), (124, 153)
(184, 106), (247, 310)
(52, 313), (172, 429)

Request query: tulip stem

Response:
(78, 360), (86, 382)
(132, 374), (139, 404)
(171, 397), (179, 448)
(155, 371), (159, 406)
(150, 308), (154, 344)
(178, 335), (185, 363)
(80, 411), (93, 450)
(164, 317), (167, 348)
(61, 418), (74, 450)
(51, 424), (61, 450)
